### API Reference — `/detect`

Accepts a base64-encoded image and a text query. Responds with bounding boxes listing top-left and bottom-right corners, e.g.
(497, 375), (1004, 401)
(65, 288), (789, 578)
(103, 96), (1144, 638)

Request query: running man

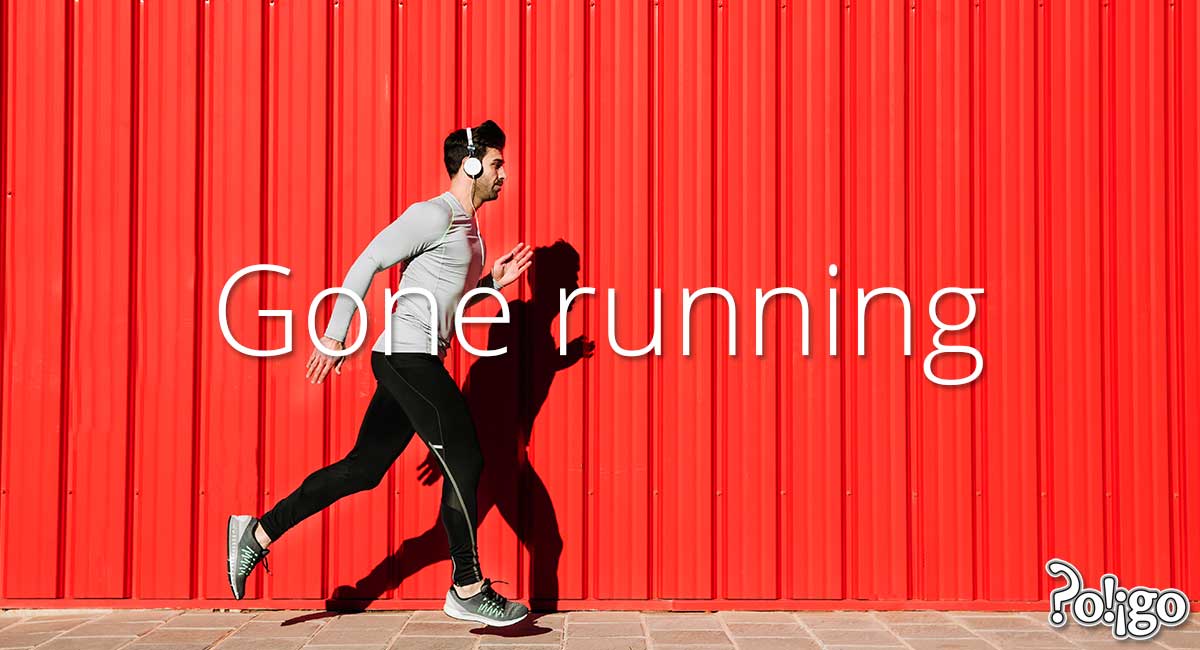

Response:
(227, 120), (534, 627)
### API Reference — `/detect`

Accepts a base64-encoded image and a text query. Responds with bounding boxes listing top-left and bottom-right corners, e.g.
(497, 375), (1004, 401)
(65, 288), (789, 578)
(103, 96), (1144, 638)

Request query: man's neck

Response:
(448, 180), (481, 216)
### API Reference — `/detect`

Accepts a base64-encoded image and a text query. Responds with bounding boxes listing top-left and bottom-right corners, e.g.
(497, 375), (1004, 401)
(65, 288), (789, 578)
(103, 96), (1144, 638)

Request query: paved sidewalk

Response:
(0, 608), (1194, 650)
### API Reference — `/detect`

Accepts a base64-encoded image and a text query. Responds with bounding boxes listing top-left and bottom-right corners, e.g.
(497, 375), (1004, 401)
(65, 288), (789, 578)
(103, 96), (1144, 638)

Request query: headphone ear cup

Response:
(464, 156), (483, 178)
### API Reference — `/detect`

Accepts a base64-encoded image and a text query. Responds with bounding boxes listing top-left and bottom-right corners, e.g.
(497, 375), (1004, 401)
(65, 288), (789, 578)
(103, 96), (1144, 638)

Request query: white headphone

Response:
(463, 127), (484, 178)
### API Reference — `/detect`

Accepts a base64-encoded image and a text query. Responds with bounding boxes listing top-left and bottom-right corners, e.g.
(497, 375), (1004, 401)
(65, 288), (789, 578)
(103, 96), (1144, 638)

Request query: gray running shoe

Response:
(443, 579), (529, 627)
(227, 515), (270, 600)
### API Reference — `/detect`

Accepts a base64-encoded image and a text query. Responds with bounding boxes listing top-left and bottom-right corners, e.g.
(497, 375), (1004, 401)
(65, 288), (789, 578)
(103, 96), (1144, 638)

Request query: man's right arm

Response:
(323, 202), (450, 343)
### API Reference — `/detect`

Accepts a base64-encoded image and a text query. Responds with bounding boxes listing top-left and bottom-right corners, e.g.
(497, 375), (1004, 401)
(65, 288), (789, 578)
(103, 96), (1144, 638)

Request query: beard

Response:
(479, 180), (503, 202)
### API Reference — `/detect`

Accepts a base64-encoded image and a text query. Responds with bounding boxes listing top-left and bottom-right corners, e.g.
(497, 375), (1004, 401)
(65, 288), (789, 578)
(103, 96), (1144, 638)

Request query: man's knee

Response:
(335, 455), (389, 493)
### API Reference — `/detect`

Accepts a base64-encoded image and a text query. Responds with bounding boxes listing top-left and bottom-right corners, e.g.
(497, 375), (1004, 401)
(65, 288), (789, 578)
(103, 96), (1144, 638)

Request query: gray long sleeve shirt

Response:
(323, 191), (497, 358)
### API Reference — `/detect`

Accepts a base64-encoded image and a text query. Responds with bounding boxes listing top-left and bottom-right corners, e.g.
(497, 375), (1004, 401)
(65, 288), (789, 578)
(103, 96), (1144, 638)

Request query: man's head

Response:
(444, 120), (507, 202)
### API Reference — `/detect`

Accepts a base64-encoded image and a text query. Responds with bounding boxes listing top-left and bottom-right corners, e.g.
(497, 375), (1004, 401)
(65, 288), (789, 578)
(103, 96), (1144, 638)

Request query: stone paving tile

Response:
(474, 630), (563, 646)
(389, 639), (479, 650)
(321, 615), (411, 632)
(1070, 640), (1167, 650)
(955, 616), (1049, 632)
(95, 610), (182, 623)
(132, 627), (235, 645)
(1052, 624), (1124, 641)
(905, 640), (1001, 650)
(723, 622), (809, 637)
(307, 626), (400, 645)
(1156, 629), (1200, 649)
(0, 630), (59, 649)
(562, 639), (646, 650)
(58, 621), (159, 637)
(563, 622), (643, 637)
(475, 638), (564, 647)
(524, 614), (566, 630)
(0, 619), (85, 634)
(715, 612), (797, 624)
(809, 628), (905, 645)
(886, 623), (978, 639)
(823, 646), (906, 650)
(36, 638), (135, 650)
(212, 638), (308, 650)
(876, 610), (956, 623)
(398, 622), (479, 636)
(642, 615), (723, 631)
(564, 612), (642, 623)
(735, 640), (822, 650)
(160, 613), (255, 628)
(647, 629), (733, 646)
(8, 613), (103, 621)
(409, 611), (464, 622)
(121, 644), (213, 650)
(227, 620), (326, 637)
(250, 611), (330, 622)
(973, 629), (1078, 648)
(796, 612), (889, 630)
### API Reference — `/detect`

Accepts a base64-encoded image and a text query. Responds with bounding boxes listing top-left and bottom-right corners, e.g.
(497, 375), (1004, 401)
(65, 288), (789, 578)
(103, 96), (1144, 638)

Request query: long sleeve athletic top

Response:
(323, 191), (497, 358)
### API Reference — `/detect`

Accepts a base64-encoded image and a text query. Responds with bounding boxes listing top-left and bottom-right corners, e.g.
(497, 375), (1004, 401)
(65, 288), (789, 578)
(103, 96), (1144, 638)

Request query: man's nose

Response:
(498, 167), (507, 181)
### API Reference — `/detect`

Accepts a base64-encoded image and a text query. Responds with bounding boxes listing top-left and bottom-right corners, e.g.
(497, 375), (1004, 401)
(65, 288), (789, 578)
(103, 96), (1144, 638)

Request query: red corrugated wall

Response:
(1, 0), (1198, 610)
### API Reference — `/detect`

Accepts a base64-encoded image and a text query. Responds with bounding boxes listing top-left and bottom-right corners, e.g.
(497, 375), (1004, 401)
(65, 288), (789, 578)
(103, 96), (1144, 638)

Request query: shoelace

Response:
(237, 546), (271, 577)
(480, 579), (510, 613)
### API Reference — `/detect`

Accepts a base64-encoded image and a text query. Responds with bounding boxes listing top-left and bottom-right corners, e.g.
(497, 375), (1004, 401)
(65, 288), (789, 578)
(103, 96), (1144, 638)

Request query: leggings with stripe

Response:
(258, 351), (484, 586)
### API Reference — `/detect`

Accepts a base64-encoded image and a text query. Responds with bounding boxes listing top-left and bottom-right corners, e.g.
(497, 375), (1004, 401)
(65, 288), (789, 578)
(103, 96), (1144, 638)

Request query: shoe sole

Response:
(443, 591), (528, 627)
(227, 515), (253, 600)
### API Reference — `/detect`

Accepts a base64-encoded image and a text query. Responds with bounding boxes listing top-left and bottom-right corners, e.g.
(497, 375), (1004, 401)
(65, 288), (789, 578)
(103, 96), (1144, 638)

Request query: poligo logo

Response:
(1046, 558), (1190, 640)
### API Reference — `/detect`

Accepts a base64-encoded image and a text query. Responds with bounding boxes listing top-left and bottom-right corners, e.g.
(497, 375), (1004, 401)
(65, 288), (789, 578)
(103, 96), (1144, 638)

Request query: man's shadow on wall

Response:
(325, 240), (593, 614)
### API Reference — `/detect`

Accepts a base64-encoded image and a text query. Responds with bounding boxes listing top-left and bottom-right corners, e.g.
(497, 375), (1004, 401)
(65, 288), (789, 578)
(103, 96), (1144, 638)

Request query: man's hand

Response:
(416, 450), (443, 486)
(562, 335), (596, 368)
(490, 242), (533, 289)
(305, 336), (347, 385)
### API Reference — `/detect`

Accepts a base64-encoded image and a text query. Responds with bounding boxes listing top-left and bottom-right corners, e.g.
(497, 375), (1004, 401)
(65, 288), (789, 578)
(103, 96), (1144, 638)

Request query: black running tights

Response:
(258, 351), (484, 586)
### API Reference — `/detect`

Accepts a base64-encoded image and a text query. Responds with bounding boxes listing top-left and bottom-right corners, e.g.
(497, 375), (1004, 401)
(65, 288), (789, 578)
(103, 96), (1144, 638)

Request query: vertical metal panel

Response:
(981, 0), (1039, 601)
(1173, 0), (1200, 597)
(327, 0), (394, 601)
(716, 0), (779, 600)
(67, 0), (134, 599)
(393, 0), (455, 601)
(525, 0), (587, 605)
(263, 0), (328, 600)
(656, 0), (716, 601)
(132, 0), (200, 600)
(199, 0), (264, 602)
(587, 0), (652, 600)
(909, 0), (973, 602)
(460, 0), (524, 600)
(844, 0), (909, 601)
(782, 0), (844, 601)
(1106, 0), (1172, 588)
(1042, 0), (1104, 597)
(2, 0), (68, 599)
(2, 0), (1199, 610)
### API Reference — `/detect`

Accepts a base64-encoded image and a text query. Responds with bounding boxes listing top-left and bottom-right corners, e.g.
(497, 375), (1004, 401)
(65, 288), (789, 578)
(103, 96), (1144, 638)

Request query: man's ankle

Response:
(254, 523), (272, 549)
(454, 580), (483, 599)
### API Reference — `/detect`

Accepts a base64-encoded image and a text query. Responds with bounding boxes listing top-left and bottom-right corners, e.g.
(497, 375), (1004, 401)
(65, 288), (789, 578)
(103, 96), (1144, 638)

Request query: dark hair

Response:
(444, 120), (506, 178)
